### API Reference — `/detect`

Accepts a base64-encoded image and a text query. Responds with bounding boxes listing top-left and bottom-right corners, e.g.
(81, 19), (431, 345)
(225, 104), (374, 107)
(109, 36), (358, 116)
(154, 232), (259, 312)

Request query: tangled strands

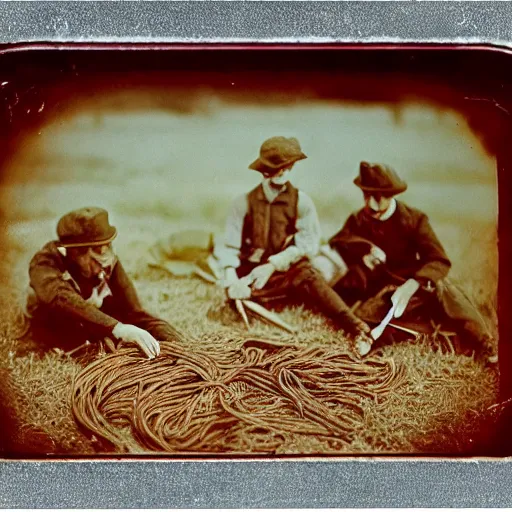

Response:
(72, 340), (406, 453)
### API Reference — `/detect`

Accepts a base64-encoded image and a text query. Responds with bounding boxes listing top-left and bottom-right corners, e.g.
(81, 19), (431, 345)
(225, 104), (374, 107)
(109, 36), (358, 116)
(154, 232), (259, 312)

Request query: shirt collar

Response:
(262, 179), (287, 203)
(377, 198), (397, 221)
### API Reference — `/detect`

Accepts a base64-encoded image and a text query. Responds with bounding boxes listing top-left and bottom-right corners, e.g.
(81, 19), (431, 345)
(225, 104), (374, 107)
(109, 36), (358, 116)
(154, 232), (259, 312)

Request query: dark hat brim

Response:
(58, 226), (117, 248)
(249, 153), (307, 175)
(353, 176), (407, 195)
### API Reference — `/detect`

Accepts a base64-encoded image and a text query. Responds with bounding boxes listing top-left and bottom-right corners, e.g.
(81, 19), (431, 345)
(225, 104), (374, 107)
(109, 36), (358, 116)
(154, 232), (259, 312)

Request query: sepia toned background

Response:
(1, 89), (498, 304)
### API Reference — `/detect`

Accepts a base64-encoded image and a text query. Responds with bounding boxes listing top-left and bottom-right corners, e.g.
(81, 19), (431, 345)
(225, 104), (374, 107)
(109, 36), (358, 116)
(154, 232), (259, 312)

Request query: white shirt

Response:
(377, 198), (397, 221)
(214, 180), (321, 272)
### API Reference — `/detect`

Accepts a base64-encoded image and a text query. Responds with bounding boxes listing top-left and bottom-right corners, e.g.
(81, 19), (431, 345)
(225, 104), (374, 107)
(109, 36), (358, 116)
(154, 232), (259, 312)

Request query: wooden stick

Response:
(235, 299), (251, 331)
(388, 322), (456, 338)
(206, 255), (223, 281)
(104, 337), (117, 353)
(193, 265), (217, 284)
(350, 300), (362, 313)
(242, 300), (298, 334)
(387, 323), (420, 336)
(65, 340), (91, 357)
(438, 330), (457, 337)
(148, 261), (217, 284)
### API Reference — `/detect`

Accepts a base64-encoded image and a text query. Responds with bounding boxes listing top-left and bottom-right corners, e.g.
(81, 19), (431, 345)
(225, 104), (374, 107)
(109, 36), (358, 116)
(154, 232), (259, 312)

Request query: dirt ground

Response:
(0, 100), (501, 455)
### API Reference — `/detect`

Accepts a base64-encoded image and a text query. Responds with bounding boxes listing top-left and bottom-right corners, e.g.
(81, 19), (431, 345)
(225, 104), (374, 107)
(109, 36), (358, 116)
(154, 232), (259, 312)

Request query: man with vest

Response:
(24, 207), (182, 359)
(328, 161), (497, 363)
(214, 136), (373, 355)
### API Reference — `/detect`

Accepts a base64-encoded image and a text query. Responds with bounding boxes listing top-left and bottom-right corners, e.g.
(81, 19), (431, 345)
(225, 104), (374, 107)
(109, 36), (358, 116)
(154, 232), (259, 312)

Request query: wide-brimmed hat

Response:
(249, 136), (307, 175)
(57, 207), (117, 248)
(354, 161), (407, 195)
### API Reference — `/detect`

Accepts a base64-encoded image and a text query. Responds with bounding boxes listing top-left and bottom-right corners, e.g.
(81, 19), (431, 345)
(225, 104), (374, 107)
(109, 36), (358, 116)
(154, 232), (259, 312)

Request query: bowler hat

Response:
(249, 136), (307, 175)
(57, 207), (117, 248)
(354, 162), (407, 195)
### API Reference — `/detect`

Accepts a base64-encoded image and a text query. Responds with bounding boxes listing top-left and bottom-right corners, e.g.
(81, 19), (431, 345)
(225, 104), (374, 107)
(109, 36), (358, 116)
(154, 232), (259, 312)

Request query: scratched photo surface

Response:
(0, 49), (501, 456)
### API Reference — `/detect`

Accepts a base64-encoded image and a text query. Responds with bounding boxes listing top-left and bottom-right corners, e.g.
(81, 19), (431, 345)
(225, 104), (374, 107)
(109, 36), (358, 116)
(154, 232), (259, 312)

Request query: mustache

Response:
(90, 251), (117, 270)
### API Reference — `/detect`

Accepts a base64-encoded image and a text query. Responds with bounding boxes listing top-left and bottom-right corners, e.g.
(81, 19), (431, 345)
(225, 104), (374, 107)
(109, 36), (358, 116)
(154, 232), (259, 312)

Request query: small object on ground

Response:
(242, 300), (298, 334)
(235, 299), (251, 331)
(487, 354), (499, 364)
(65, 340), (91, 357)
(104, 337), (117, 353)
(387, 322), (421, 337)
(192, 265), (217, 284)
(241, 337), (296, 350)
(148, 260), (217, 284)
(488, 397), (512, 412)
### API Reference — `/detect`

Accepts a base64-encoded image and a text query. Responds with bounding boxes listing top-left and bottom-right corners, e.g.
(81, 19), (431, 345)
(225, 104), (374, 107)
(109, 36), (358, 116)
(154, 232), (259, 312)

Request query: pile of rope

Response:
(72, 340), (406, 453)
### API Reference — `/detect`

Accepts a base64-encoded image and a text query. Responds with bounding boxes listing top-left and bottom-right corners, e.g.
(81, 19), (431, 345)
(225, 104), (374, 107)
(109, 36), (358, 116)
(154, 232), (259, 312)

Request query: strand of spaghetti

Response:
(278, 368), (354, 436)
(218, 392), (333, 438)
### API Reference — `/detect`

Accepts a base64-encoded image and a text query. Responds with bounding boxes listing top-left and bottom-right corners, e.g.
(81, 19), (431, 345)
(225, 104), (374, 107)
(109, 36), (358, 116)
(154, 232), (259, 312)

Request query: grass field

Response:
(0, 99), (500, 455)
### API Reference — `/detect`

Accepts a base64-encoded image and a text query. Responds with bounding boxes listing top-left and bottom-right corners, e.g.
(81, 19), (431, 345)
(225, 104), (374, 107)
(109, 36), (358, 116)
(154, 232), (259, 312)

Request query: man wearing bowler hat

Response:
(329, 161), (497, 362)
(214, 136), (373, 355)
(23, 207), (182, 359)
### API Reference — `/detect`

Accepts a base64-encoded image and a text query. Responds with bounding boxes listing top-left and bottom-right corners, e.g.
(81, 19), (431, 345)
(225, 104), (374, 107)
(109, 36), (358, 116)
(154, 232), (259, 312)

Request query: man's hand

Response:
(354, 332), (374, 357)
(363, 245), (387, 271)
(248, 263), (276, 290)
(227, 280), (252, 300)
(391, 278), (420, 318)
(112, 322), (160, 359)
(220, 267), (239, 289)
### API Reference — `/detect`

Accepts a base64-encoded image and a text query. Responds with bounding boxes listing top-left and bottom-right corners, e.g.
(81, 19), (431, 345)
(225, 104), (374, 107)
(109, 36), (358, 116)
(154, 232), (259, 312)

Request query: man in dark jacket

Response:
(329, 161), (496, 362)
(214, 136), (373, 355)
(24, 207), (182, 359)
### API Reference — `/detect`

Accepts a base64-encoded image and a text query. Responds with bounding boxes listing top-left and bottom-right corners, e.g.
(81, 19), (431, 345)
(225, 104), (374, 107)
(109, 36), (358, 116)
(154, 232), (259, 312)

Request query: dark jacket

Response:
(329, 201), (451, 287)
(27, 241), (179, 342)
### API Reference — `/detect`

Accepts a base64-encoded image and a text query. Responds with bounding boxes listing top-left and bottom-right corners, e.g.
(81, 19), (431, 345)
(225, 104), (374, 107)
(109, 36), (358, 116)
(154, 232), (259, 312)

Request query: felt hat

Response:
(354, 161), (407, 195)
(249, 136), (307, 175)
(57, 207), (117, 248)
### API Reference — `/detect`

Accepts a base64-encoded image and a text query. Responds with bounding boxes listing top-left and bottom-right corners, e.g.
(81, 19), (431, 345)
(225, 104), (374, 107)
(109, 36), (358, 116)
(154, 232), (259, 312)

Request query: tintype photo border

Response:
(0, 1), (512, 508)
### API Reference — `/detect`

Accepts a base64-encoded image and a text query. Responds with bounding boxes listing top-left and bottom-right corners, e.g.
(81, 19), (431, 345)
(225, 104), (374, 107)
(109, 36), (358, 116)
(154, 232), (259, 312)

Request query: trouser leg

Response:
(333, 264), (371, 305)
(288, 261), (366, 336)
(435, 279), (494, 351)
(334, 263), (396, 304)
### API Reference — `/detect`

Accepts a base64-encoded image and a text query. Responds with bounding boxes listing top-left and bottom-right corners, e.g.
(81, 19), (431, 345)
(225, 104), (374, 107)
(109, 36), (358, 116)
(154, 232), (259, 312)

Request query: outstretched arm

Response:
(29, 247), (118, 338)
(108, 261), (185, 342)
